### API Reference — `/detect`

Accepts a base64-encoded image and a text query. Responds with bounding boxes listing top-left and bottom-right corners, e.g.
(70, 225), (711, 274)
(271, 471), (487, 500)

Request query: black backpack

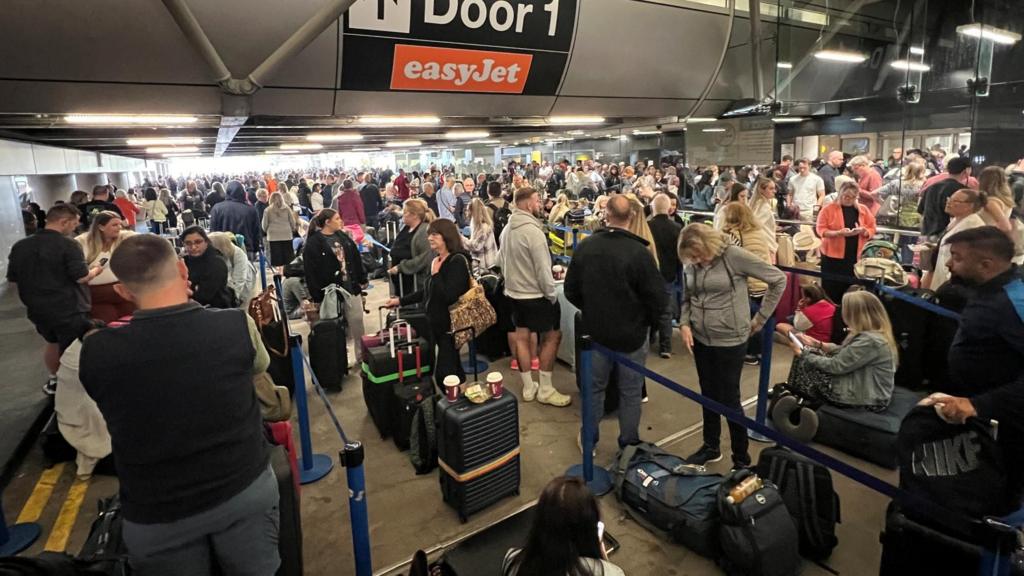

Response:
(612, 442), (724, 558)
(489, 202), (512, 246)
(717, 469), (801, 576)
(756, 446), (840, 559)
(409, 397), (438, 475)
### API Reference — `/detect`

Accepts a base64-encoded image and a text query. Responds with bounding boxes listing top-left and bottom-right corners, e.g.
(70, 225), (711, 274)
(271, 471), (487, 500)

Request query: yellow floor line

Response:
(16, 463), (66, 524)
(43, 476), (90, 552)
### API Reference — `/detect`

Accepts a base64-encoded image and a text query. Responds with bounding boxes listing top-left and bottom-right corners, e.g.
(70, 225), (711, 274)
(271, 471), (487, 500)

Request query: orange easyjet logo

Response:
(390, 44), (533, 94)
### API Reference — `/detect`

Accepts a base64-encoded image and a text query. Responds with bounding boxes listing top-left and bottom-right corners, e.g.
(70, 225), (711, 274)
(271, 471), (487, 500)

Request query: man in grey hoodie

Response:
(499, 187), (571, 407)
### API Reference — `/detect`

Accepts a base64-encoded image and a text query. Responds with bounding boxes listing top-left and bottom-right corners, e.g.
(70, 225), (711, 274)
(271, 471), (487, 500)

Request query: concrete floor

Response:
(1, 279), (897, 575)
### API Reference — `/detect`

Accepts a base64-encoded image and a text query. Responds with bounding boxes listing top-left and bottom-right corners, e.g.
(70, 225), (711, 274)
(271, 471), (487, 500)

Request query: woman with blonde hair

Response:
(548, 193), (573, 224)
(721, 202), (774, 364)
(208, 232), (255, 307)
(626, 196), (659, 267)
(872, 160), (926, 228)
(978, 165), (1024, 262)
(387, 197), (435, 292)
(748, 178), (779, 253)
(678, 223), (786, 468)
(466, 197), (498, 270)
(75, 211), (136, 322)
(784, 290), (897, 411)
(262, 191), (299, 267)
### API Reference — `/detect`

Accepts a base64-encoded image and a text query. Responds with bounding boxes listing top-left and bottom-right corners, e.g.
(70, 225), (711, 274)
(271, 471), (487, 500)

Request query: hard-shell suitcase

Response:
(271, 445), (304, 576)
(437, 392), (520, 522)
(392, 377), (434, 451)
(360, 309), (414, 361)
(309, 317), (347, 392)
(387, 305), (431, 342)
(362, 330), (431, 439)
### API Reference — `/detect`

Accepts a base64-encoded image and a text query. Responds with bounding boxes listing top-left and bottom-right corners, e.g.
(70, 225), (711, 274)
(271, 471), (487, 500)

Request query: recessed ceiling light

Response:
(162, 152), (202, 158)
(66, 114), (198, 125)
(909, 46), (925, 56)
(280, 143), (323, 150)
(127, 137), (202, 146)
(890, 60), (931, 72)
(632, 130), (662, 135)
(776, 62), (793, 69)
(266, 150), (299, 154)
(146, 146), (199, 154)
(445, 130), (489, 140)
(385, 140), (422, 148)
(702, 128), (727, 133)
(546, 116), (605, 125)
(305, 133), (363, 142)
(814, 49), (869, 63)
(684, 117), (718, 123)
(851, 116), (868, 122)
(351, 147), (382, 152)
(771, 117), (806, 123)
(469, 139), (501, 144)
(956, 23), (1022, 45)
(567, 130), (587, 136)
(358, 116), (441, 126)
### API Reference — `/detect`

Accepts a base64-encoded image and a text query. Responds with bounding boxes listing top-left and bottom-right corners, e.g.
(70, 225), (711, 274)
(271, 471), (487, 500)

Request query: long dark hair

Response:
(309, 208), (339, 234)
(507, 477), (604, 576)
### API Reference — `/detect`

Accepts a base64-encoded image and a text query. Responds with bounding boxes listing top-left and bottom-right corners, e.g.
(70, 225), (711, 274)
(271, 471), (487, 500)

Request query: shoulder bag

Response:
(448, 254), (497, 348)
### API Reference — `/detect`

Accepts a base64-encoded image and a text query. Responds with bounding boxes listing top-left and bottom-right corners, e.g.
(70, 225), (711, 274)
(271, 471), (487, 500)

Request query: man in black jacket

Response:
(565, 195), (667, 450)
(647, 194), (683, 358)
(210, 180), (261, 255)
(80, 234), (278, 576)
(79, 185), (123, 229)
(921, 227), (1024, 499)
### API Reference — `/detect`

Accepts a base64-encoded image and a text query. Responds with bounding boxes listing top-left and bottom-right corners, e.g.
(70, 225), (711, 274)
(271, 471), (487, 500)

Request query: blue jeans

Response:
(590, 343), (648, 448)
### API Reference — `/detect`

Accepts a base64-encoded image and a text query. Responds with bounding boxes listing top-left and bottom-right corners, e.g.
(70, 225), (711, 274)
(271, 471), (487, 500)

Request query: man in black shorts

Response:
(7, 204), (102, 394)
(498, 187), (571, 407)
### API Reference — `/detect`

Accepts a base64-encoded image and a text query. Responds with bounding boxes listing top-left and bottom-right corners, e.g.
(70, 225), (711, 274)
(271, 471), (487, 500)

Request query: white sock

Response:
(519, 372), (536, 389)
(538, 371), (554, 391)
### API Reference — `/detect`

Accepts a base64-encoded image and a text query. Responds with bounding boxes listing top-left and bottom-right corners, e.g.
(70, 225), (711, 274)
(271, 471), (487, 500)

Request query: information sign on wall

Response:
(342, 0), (578, 95)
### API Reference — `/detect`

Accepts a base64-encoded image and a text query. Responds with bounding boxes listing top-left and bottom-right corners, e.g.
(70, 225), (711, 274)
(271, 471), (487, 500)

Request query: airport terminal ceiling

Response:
(0, 0), (1022, 164)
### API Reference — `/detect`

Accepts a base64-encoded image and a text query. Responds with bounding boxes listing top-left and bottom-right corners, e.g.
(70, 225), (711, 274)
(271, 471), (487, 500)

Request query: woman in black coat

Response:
(386, 218), (471, 387)
(180, 226), (235, 308)
(302, 209), (367, 304)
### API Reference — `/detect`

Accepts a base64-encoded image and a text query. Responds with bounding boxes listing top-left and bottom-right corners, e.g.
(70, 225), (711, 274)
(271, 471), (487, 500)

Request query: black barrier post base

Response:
(566, 336), (613, 496)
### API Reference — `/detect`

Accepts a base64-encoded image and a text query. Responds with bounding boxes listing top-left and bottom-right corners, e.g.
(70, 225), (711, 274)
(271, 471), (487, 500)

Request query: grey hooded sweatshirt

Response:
(499, 208), (556, 302)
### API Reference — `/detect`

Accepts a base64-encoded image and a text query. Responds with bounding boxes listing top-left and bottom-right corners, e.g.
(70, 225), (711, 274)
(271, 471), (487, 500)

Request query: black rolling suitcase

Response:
(262, 321), (296, 394)
(879, 287), (939, 390)
(271, 445), (303, 576)
(362, 332), (432, 439)
(309, 317), (347, 392)
(392, 377), (434, 451)
(437, 392), (520, 522)
(387, 305), (431, 342)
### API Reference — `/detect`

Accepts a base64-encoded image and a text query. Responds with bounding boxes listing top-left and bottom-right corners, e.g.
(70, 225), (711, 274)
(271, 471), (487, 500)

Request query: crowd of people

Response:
(6, 147), (1024, 575)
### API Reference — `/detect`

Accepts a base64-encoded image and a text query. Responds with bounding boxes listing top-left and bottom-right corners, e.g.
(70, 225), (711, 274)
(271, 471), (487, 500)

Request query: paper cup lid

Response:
(443, 375), (461, 386)
(486, 372), (503, 382)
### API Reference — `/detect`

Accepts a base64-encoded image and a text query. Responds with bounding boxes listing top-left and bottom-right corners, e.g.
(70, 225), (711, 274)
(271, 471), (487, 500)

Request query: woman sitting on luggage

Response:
(775, 283), (836, 345)
(208, 232), (255, 307)
(180, 226), (236, 309)
(783, 289), (897, 411)
(75, 211), (136, 323)
(503, 476), (625, 576)
(387, 198), (434, 296)
(385, 219), (470, 388)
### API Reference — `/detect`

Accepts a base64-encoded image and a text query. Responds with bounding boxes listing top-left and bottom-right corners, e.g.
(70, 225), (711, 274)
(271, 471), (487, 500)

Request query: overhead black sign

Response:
(341, 0), (578, 95)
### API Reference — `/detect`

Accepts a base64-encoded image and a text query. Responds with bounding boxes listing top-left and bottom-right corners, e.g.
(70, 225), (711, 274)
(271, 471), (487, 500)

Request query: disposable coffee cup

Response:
(486, 371), (504, 398)
(443, 375), (461, 402)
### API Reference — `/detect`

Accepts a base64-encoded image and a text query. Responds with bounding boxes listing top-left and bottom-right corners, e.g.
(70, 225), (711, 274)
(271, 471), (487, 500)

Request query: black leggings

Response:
(432, 331), (465, 390)
(692, 340), (749, 460)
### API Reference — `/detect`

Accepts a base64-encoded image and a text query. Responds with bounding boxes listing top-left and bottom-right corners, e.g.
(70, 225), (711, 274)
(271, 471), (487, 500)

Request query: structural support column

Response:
(749, 0), (765, 101)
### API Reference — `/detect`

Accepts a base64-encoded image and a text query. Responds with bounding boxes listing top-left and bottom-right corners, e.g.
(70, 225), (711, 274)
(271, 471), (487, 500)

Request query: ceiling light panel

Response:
(66, 114), (198, 125)
(445, 130), (489, 139)
(385, 140), (422, 148)
(127, 137), (202, 146)
(280, 143), (323, 150)
(814, 49), (869, 63)
(546, 116), (605, 125)
(305, 133), (363, 142)
(146, 146), (199, 153)
(358, 116), (441, 126)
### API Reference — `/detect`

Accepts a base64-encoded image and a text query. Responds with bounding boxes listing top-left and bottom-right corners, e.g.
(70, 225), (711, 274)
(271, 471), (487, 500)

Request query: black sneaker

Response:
(43, 377), (57, 396)
(659, 351), (672, 359)
(731, 455), (752, 472)
(744, 355), (760, 366)
(687, 445), (723, 465)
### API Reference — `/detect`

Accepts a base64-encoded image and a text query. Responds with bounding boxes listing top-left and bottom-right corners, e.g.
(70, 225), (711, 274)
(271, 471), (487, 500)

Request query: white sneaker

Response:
(537, 388), (572, 407)
(522, 381), (538, 402)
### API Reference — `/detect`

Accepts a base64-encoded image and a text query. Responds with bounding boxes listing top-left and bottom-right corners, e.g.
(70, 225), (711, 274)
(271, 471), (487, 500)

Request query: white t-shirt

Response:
(789, 172), (824, 219)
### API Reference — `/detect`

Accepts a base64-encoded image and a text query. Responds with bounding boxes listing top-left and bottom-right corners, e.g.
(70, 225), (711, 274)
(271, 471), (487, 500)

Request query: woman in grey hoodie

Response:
(678, 223), (786, 469)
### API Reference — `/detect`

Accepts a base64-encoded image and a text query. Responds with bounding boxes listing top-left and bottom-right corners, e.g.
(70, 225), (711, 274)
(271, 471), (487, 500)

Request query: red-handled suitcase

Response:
(362, 325), (433, 438)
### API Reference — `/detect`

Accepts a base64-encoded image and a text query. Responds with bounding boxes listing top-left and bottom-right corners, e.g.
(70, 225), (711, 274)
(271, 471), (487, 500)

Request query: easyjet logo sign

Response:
(390, 44), (533, 94)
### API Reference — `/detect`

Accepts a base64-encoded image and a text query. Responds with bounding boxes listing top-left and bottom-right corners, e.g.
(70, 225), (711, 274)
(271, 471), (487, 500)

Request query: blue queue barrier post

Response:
(339, 443), (373, 576)
(462, 336), (489, 376)
(0, 504), (40, 557)
(259, 250), (267, 291)
(566, 336), (613, 496)
(273, 275), (333, 484)
(748, 316), (777, 442)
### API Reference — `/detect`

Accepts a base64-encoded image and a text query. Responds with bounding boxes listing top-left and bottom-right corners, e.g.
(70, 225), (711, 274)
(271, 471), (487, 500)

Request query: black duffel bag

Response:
(717, 469), (800, 576)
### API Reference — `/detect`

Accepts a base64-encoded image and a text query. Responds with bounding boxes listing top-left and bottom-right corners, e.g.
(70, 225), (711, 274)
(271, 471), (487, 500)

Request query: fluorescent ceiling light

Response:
(814, 49), (869, 63)
(351, 147), (382, 152)
(127, 137), (202, 146)
(385, 140), (422, 148)
(469, 139), (500, 145)
(445, 130), (489, 140)
(566, 130), (586, 135)
(890, 60), (931, 72)
(162, 153), (202, 158)
(776, 62), (793, 69)
(357, 116), (441, 126)
(305, 132), (363, 142)
(909, 46), (925, 55)
(266, 150), (299, 154)
(771, 117), (806, 123)
(618, 135), (630, 141)
(546, 116), (605, 125)
(146, 146), (199, 153)
(280, 143), (323, 150)
(66, 114), (198, 125)
(632, 130), (662, 135)
(956, 23), (1022, 45)
(702, 128), (727, 132)
(851, 116), (868, 122)
(684, 117), (718, 123)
